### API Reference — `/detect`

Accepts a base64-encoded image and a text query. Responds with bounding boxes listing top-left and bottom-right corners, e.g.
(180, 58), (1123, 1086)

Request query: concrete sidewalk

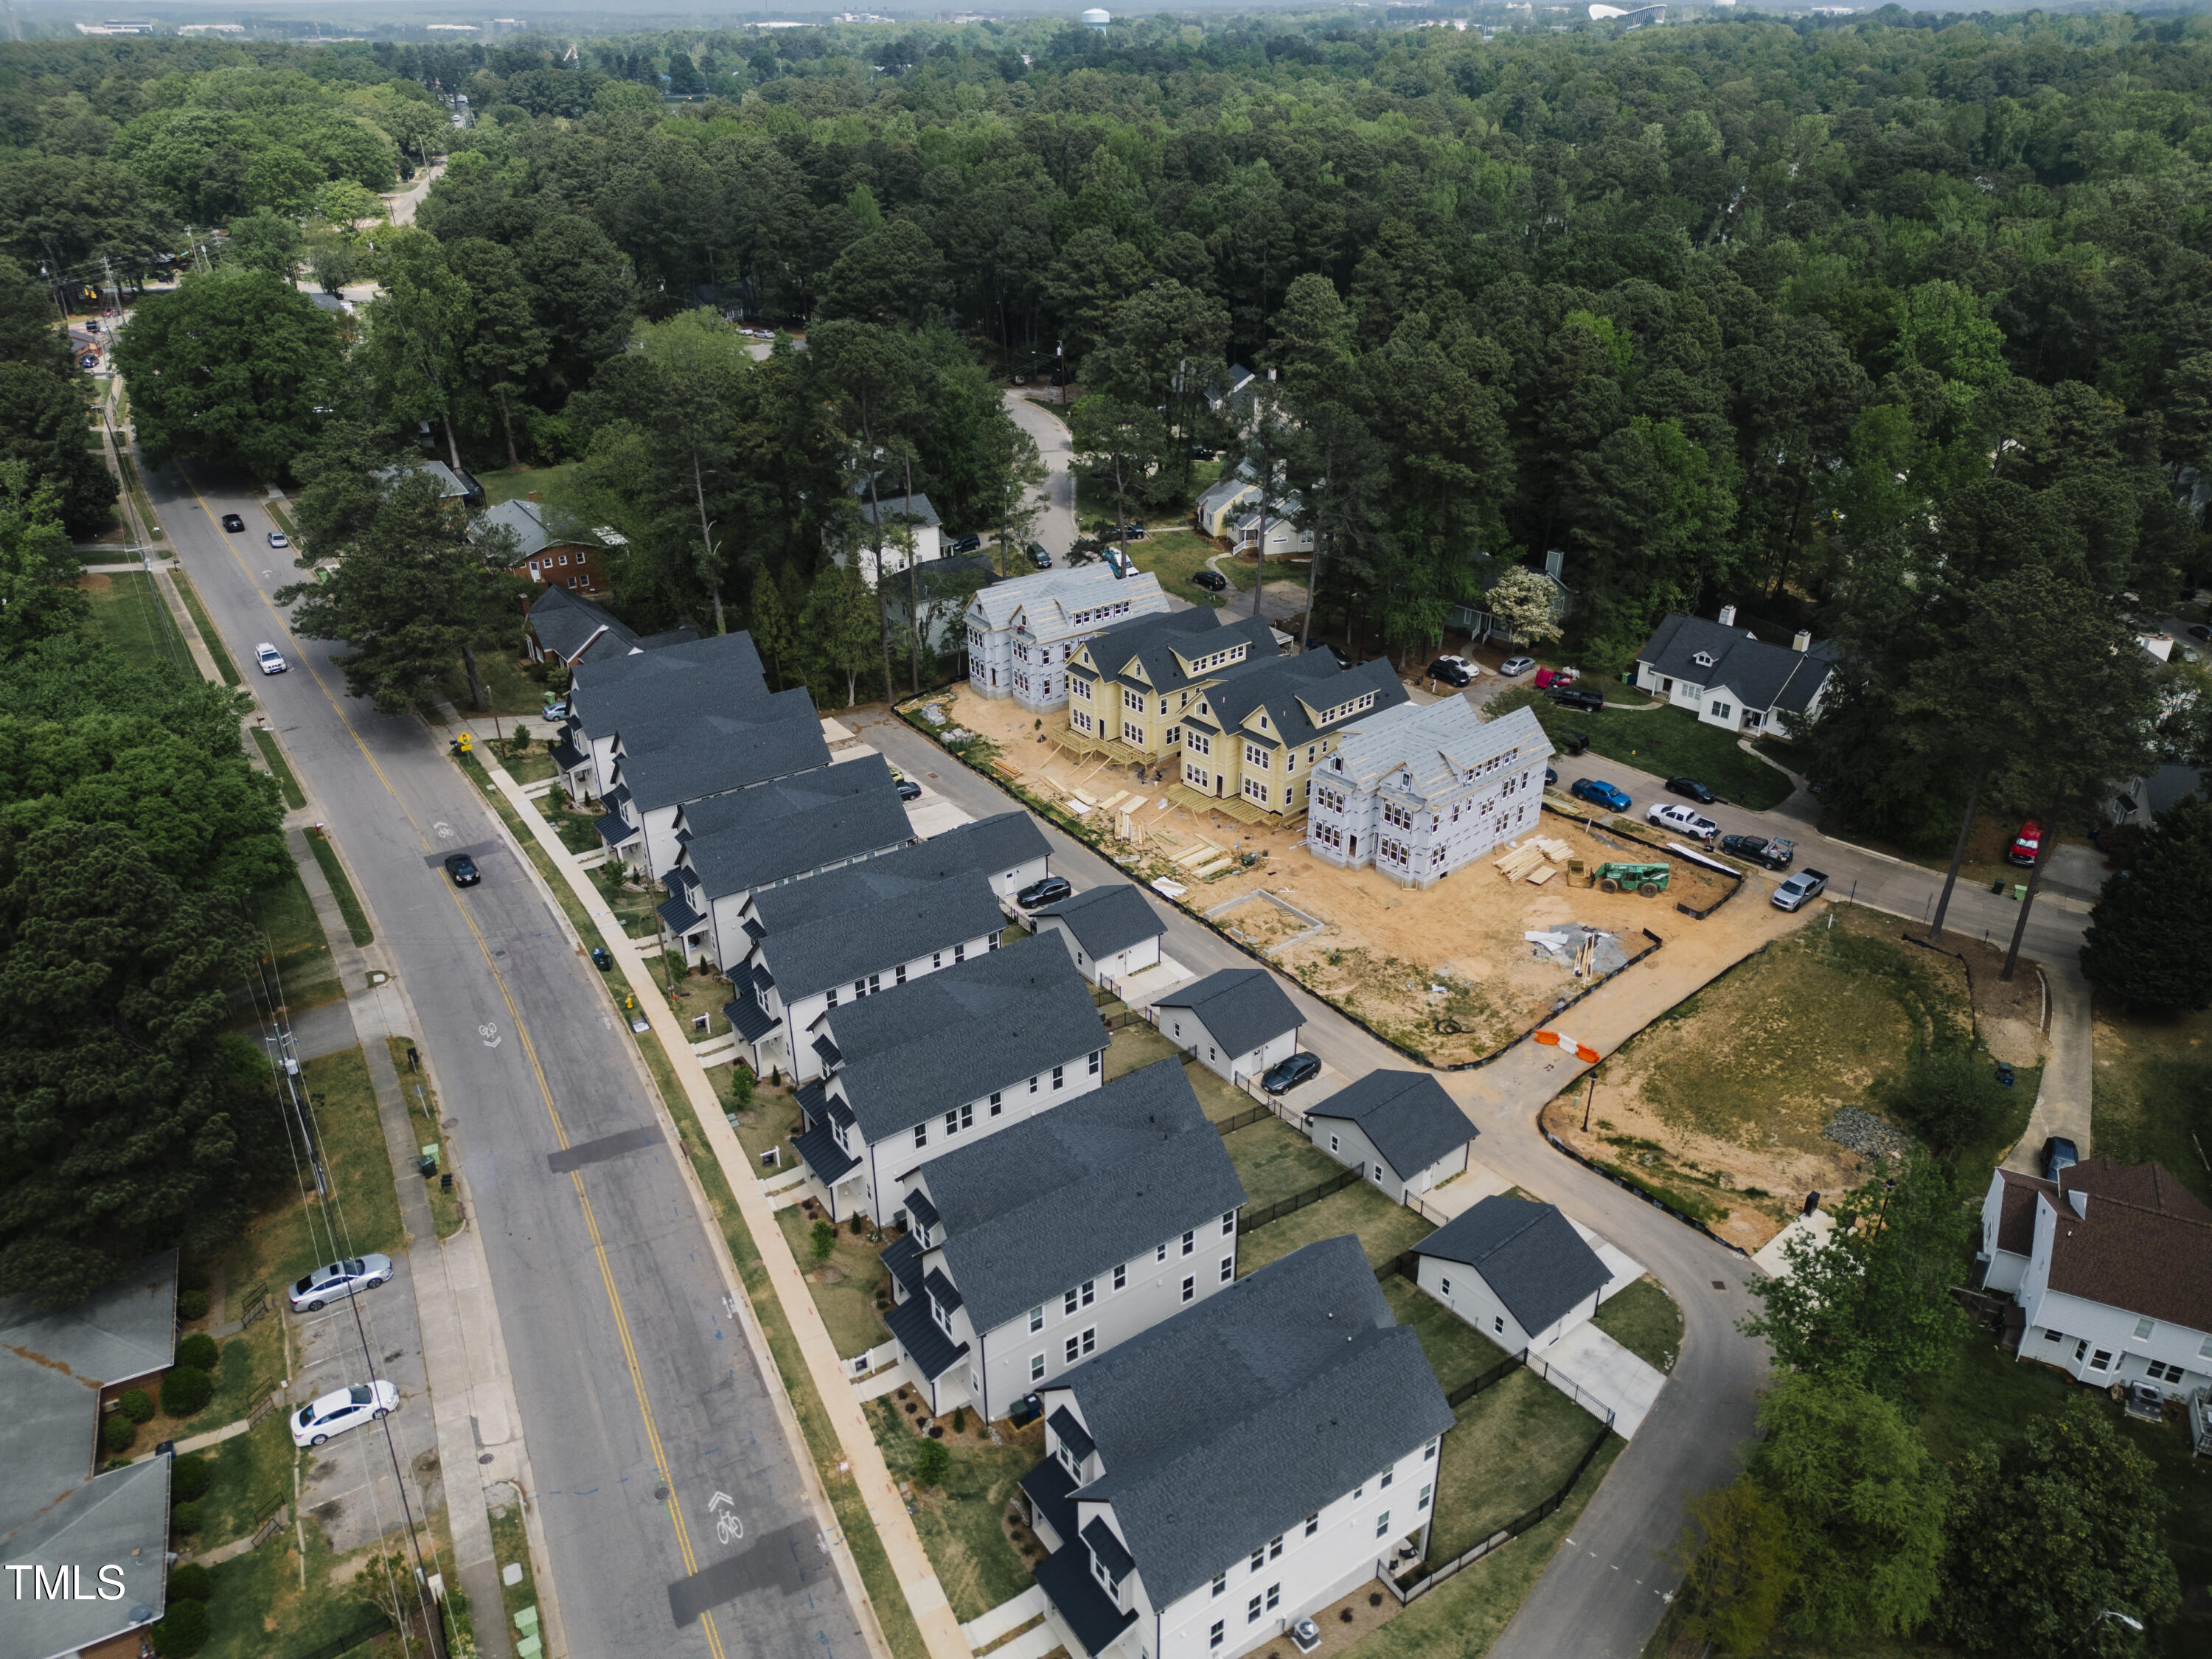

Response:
(1530, 1324), (1669, 1438)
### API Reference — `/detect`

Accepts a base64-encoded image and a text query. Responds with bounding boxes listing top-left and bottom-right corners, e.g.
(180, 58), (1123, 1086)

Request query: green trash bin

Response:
(2012, 883), (2028, 902)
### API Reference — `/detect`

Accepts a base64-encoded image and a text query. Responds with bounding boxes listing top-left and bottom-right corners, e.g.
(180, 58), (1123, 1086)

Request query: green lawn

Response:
(250, 863), (341, 1015)
(1127, 529), (1259, 607)
(1105, 1023), (1251, 1122)
(303, 827), (373, 947)
(776, 1205), (892, 1360)
(866, 1398), (1040, 1624)
(439, 650), (550, 718)
(1492, 687), (1797, 812)
(2089, 1001), (2212, 1209)
(80, 569), (187, 664)
(1588, 1277), (1683, 1374)
(488, 1499), (540, 1631)
(192, 1412), (292, 1548)
(201, 1521), (390, 1659)
(1383, 1276), (1512, 1394)
(173, 568), (243, 684)
(1238, 1181), (1435, 1276)
(251, 728), (307, 810)
(476, 462), (576, 507)
(1420, 1371), (1618, 1566)
(1225, 1115), (1349, 1208)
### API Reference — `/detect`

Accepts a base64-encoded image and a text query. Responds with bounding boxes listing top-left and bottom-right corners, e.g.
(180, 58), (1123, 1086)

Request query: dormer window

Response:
(1692, 651), (1714, 668)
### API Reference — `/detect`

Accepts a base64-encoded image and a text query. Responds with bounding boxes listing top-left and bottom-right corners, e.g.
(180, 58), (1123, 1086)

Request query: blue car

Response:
(1571, 779), (1631, 812)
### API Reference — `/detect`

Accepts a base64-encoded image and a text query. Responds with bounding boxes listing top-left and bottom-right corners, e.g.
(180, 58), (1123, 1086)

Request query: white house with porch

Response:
(1629, 607), (1836, 736)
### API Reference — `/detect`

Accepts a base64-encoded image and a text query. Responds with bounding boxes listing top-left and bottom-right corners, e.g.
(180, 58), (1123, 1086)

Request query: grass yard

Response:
(476, 462), (576, 507)
(201, 1521), (397, 1659)
(1419, 1370), (1618, 1567)
(192, 1411), (293, 1549)
(1106, 1023), (1253, 1122)
(722, 1071), (806, 1167)
(1492, 686), (1796, 812)
(866, 1398), (1040, 1624)
(504, 745), (559, 785)
(173, 568), (243, 684)
(439, 652), (549, 718)
(487, 1498), (540, 1631)
(175, 1316), (282, 1440)
(1128, 529), (1258, 606)
(251, 863), (341, 1015)
(1238, 1181), (1434, 1276)
(251, 727), (307, 810)
(1382, 1276), (1512, 1394)
(78, 569), (187, 664)
(304, 827), (374, 947)
(2089, 1001), (2212, 1209)
(776, 1206), (892, 1360)
(391, 1038), (463, 1240)
(1225, 1116), (1349, 1208)
(1588, 1277), (1683, 1374)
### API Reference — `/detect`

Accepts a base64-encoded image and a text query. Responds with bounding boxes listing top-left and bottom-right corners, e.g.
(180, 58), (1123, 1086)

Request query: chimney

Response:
(1717, 604), (1736, 627)
(1792, 629), (1812, 653)
(1267, 366), (1276, 381)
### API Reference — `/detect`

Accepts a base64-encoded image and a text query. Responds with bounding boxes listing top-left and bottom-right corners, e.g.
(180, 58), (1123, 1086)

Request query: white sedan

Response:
(1647, 802), (1719, 838)
(291, 1380), (399, 1447)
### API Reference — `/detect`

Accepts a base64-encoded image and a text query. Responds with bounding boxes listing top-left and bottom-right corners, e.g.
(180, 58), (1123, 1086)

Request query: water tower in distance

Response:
(1082, 8), (1111, 29)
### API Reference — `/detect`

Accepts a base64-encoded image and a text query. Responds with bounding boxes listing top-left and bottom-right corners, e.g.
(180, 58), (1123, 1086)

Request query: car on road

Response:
(1262, 1051), (1323, 1095)
(220, 513), (245, 532)
(2190, 624), (2212, 644)
(443, 852), (481, 887)
(1550, 686), (1604, 712)
(2007, 820), (2042, 866)
(268, 530), (289, 549)
(1498, 655), (1535, 676)
(1719, 833), (1793, 870)
(948, 533), (982, 554)
(1016, 874), (1072, 910)
(1544, 767), (1558, 785)
(1192, 568), (1227, 592)
(291, 1380), (400, 1448)
(1427, 655), (1478, 686)
(290, 1255), (394, 1312)
(1647, 802), (1719, 838)
(1665, 777), (1717, 804)
(254, 642), (288, 675)
(1305, 639), (1352, 669)
(1770, 868), (1829, 911)
(895, 777), (922, 801)
(1571, 779), (1630, 812)
(2041, 1135), (2079, 1180)
(1028, 543), (1051, 570)
(1532, 666), (1578, 689)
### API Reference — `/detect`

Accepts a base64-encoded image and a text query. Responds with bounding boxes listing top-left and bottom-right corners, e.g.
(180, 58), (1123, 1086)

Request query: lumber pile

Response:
(1491, 835), (1576, 883)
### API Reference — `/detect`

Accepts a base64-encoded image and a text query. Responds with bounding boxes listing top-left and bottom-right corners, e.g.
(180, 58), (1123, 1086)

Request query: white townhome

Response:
(1305, 701), (1553, 888)
(722, 813), (1053, 1079)
(879, 1058), (1246, 1419)
(1978, 1158), (2212, 1400)
(966, 566), (1173, 712)
(790, 933), (1110, 1225)
(550, 627), (770, 800)
(1028, 883), (1168, 987)
(1021, 1235), (1454, 1659)
(1304, 1070), (1478, 1206)
(1410, 1195), (1613, 1354)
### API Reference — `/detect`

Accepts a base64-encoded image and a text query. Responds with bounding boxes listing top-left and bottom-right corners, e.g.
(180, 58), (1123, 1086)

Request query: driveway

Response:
(290, 1263), (439, 1557)
(1003, 391), (1077, 561)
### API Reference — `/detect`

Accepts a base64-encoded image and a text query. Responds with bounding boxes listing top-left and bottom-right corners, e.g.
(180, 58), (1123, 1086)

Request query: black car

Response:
(1192, 569), (1228, 592)
(1718, 833), (1794, 871)
(443, 852), (480, 887)
(895, 777), (922, 801)
(1427, 658), (1474, 688)
(948, 533), (982, 554)
(1304, 639), (1352, 669)
(1545, 767), (1558, 785)
(1666, 777), (1718, 804)
(2190, 624), (2212, 644)
(1028, 543), (1051, 570)
(1016, 874), (1072, 910)
(1550, 686), (1604, 713)
(1261, 1051), (1322, 1095)
(1558, 730), (1590, 757)
(220, 512), (245, 532)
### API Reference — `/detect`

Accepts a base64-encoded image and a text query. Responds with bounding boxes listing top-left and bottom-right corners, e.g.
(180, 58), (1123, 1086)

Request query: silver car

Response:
(291, 1380), (399, 1447)
(289, 1254), (394, 1312)
(1499, 655), (1535, 675)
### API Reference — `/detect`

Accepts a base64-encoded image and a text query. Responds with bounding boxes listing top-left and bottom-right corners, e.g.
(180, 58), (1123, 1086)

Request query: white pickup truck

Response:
(1771, 869), (1829, 912)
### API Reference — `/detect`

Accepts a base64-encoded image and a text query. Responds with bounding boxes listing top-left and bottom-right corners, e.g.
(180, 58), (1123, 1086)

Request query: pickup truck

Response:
(1771, 869), (1829, 911)
(1719, 832), (1793, 870)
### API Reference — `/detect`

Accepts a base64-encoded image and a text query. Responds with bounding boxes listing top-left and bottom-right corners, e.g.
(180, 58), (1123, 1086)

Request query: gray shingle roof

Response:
(571, 627), (766, 698)
(1189, 652), (1409, 751)
(1060, 1236), (1453, 1606)
(1329, 700), (1552, 801)
(476, 496), (615, 562)
(610, 692), (832, 810)
(885, 1293), (967, 1380)
(526, 585), (636, 662)
(917, 1060), (1245, 1335)
(747, 812), (1048, 936)
(753, 870), (1004, 1003)
(822, 934), (1107, 1144)
(1634, 613), (1835, 715)
(793, 1121), (857, 1185)
(1152, 969), (1301, 1060)
(1306, 1071), (1475, 1182)
(1032, 884), (1164, 964)
(678, 758), (912, 905)
(1075, 608), (1265, 698)
(855, 489), (942, 529)
(1415, 1196), (1610, 1336)
(1082, 1515), (1135, 1585)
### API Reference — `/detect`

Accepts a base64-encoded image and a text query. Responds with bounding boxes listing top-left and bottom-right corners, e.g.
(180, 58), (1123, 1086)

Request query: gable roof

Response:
(748, 811), (1050, 933)
(1060, 1236), (1452, 1607)
(1032, 883), (1164, 962)
(1194, 461), (1259, 521)
(755, 870), (1005, 1003)
(570, 627), (767, 698)
(526, 584), (639, 663)
(1307, 1071), (1475, 1180)
(919, 1059), (1245, 1335)
(1991, 1167), (2054, 1256)
(2039, 1158), (2212, 1330)
(1191, 653), (1408, 750)
(967, 566), (1172, 645)
(1416, 1196), (1610, 1335)
(1078, 608), (1274, 695)
(475, 496), (620, 562)
(608, 692), (832, 810)
(855, 490), (942, 530)
(1329, 701), (1552, 801)
(677, 757), (912, 902)
(1152, 968), (1301, 1058)
(824, 934), (1107, 1143)
(1634, 613), (1836, 715)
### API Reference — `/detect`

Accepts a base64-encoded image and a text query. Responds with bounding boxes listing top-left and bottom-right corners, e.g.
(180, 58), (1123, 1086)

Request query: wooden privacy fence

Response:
(1377, 1418), (1616, 1606)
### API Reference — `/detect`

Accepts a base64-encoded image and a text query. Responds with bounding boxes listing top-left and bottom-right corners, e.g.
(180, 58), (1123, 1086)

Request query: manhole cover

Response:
(1711, 1281), (1726, 1290)
(479, 1454), (494, 1465)
(654, 1484), (670, 1501)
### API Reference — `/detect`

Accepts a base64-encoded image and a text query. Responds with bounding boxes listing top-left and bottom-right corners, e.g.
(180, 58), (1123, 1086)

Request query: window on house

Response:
(1212, 1573), (1226, 1598)
(1081, 1326), (1096, 1356)
(1182, 1276), (1196, 1302)
(1182, 1230), (1196, 1256)
(1220, 1256), (1234, 1284)
(1266, 1584), (1280, 1613)
(1329, 1134), (1340, 1153)
(1209, 1623), (1223, 1649)
(945, 1104), (973, 1135)
(1222, 1211), (1235, 1236)
(826, 987), (838, 1009)
(1030, 1306), (1045, 1332)
(1380, 1469), (1394, 1489)
(1029, 1076), (1040, 1094)
(953, 943), (965, 962)
(1065, 1335), (1081, 1365)
(1156, 1242), (1167, 1263)
(1064, 1288), (1079, 1316)
(1710, 702), (1732, 720)
(1081, 1280), (1095, 1307)
(990, 1091), (1003, 1116)
(1029, 1353), (1045, 1384)
(1249, 1546), (1265, 1573)
(2045, 1328), (2063, 1342)
(2090, 1349), (2112, 1371)
(1375, 1512), (1391, 1540)
(2135, 1316), (2155, 1340)
(1439, 1277), (1451, 1297)
(1052, 1065), (1065, 1090)
(1419, 1483), (1433, 1512)
(1247, 1596), (1262, 1625)
(1494, 1316), (1503, 1333)
(913, 1124), (928, 1147)
(1424, 1437), (1439, 1461)
(1090, 1050), (1102, 1075)
(1113, 1262), (1127, 1291)
(1269, 1536), (1283, 1560)
(2201, 1334), (2212, 1359)
(1352, 1484), (1363, 1502)
(895, 964), (907, 984)
(932, 951), (942, 969)
(2148, 1359), (2185, 1382)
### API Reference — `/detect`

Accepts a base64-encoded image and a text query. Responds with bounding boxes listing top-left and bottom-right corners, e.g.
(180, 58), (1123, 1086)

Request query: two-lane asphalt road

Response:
(149, 458), (866, 1659)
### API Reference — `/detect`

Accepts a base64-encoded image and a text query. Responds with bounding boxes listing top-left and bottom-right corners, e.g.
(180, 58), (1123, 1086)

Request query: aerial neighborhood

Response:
(10, 13), (2212, 1659)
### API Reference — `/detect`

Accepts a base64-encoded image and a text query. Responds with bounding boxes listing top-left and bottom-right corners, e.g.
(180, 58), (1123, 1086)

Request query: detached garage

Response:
(1304, 1070), (1476, 1203)
(1412, 1195), (1610, 1354)
(1150, 968), (1301, 1085)
(1030, 883), (1166, 986)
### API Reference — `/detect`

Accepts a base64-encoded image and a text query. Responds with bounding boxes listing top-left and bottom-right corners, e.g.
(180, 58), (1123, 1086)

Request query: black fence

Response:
(237, 1281), (272, 1328)
(1237, 1165), (1363, 1233)
(281, 1611), (392, 1659)
(1445, 1349), (1529, 1411)
(248, 1382), (285, 1430)
(1214, 1102), (1272, 1136)
(1535, 799), (1747, 921)
(1383, 1419), (1617, 1605)
(1545, 1131), (1750, 1257)
(249, 1496), (286, 1549)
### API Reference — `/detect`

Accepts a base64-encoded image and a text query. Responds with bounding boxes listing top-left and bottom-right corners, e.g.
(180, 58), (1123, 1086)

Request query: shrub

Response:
(160, 1366), (214, 1419)
(175, 1334), (220, 1373)
(170, 1456), (212, 1504)
(167, 1565), (213, 1605)
(175, 1290), (209, 1321)
(170, 1501), (203, 1534)
(913, 1440), (950, 1486)
(848, 1215), (865, 1235)
(103, 1413), (137, 1454)
(810, 1220), (837, 1262)
(950, 1407), (966, 1433)
(150, 1597), (210, 1656)
(731, 1065), (755, 1108)
(118, 1389), (156, 1424)
(177, 1264), (211, 1295)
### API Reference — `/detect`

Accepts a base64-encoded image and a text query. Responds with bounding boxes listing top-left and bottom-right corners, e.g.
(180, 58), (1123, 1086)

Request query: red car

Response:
(2007, 821), (2042, 866)
(1532, 667), (1579, 689)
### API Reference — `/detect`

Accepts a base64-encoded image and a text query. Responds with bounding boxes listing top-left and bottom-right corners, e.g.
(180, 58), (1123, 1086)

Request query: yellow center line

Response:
(175, 464), (728, 1658)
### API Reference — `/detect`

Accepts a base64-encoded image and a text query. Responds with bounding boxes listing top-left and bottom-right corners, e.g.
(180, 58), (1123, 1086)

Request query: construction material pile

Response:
(1492, 835), (1578, 886)
(1523, 925), (1630, 978)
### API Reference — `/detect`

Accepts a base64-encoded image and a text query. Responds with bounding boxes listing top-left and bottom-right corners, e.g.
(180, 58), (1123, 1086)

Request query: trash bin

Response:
(1996, 1062), (2015, 1088)
(417, 1154), (437, 1178)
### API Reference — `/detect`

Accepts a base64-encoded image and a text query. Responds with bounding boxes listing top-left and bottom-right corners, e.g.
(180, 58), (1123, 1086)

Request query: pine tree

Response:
(2079, 793), (2212, 1012)
(804, 560), (878, 709)
(750, 565), (796, 691)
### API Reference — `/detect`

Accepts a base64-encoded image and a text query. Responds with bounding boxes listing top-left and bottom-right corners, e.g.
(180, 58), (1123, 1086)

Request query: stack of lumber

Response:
(1187, 855), (1236, 879)
(1170, 838), (1224, 869)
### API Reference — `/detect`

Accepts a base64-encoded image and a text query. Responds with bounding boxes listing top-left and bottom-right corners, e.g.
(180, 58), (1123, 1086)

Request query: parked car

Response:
(1647, 802), (1719, 838)
(2190, 624), (2212, 644)
(1305, 639), (1352, 669)
(2007, 820), (2042, 866)
(220, 512), (245, 532)
(1017, 874), (1072, 910)
(948, 533), (982, 554)
(1102, 546), (1135, 579)
(1550, 686), (1604, 713)
(291, 1380), (400, 1448)
(289, 1254), (394, 1312)
(1665, 777), (1717, 804)
(268, 530), (289, 549)
(1532, 667), (1578, 689)
(1558, 730), (1590, 756)
(443, 852), (480, 888)
(1427, 655), (1475, 687)
(1544, 767), (1558, 785)
(1719, 833), (1794, 870)
(895, 777), (922, 801)
(1192, 569), (1228, 592)
(1571, 779), (1631, 812)
(1498, 656), (1536, 676)
(1771, 869), (1830, 911)
(255, 642), (288, 675)
(2041, 1135), (2079, 1181)
(1027, 543), (1051, 570)
(541, 699), (568, 720)
(1262, 1051), (1322, 1095)
(1118, 523), (1150, 540)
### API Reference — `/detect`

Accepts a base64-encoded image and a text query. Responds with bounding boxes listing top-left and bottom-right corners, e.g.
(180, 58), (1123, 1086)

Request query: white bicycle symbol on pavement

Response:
(715, 1511), (744, 1545)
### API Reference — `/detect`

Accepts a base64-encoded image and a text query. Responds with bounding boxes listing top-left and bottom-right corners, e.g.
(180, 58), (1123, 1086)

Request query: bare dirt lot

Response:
(1543, 905), (2046, 1250)
(927, 685), (1785, 1065)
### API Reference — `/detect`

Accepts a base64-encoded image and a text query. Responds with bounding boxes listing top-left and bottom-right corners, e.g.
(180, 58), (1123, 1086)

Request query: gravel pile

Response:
(1823, 1106), (1913, 1162)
